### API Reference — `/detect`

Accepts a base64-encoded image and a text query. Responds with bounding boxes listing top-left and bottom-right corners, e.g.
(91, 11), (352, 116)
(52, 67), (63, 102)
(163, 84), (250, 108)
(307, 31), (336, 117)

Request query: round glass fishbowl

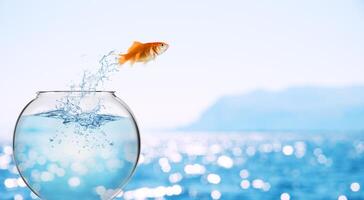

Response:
(13, 91), (140, 200)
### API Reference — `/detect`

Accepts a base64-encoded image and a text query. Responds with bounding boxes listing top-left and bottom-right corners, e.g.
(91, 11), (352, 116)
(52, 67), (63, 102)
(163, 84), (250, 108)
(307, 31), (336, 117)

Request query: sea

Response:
(1, 131), (363, 200)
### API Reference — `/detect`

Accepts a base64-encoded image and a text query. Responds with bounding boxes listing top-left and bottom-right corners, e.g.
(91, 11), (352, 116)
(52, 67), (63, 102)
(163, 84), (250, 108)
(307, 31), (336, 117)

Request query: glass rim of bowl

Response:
(37, 90), (116, 94)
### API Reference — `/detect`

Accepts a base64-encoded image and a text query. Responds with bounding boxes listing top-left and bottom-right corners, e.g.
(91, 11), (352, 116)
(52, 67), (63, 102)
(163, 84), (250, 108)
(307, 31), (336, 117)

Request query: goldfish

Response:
(118, 41), (169, 65)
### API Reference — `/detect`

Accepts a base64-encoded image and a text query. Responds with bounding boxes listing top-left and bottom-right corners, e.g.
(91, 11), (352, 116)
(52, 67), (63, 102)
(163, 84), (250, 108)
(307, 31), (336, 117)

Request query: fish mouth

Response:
(156, 44), (168, 54)
(162, 43), (169, 51)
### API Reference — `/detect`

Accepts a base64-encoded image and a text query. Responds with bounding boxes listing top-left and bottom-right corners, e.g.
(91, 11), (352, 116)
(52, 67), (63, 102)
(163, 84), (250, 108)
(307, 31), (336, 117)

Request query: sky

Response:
(0, 0), (364, 140)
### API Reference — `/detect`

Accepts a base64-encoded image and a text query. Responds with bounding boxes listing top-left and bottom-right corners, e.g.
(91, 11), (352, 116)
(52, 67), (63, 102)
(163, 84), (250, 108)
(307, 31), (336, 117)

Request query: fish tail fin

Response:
(118, 54), (128, 65)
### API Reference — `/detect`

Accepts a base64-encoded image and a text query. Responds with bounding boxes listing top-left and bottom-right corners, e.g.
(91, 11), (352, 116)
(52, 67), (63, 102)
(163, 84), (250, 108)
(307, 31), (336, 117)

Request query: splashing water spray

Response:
(12, 41), (169, 200)
(45, 51), (120, 129)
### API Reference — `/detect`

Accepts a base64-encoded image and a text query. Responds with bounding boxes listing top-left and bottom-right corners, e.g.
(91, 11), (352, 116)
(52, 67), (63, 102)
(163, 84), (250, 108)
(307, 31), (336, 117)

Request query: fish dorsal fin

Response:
(127, 41), (143, 52)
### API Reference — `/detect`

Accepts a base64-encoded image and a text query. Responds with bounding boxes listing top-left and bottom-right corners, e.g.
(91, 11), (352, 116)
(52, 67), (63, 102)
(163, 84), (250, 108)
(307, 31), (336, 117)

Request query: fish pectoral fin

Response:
(127, 41), (143, 52)
(148, 48), (157, 60)
(129, 57), (137, 66)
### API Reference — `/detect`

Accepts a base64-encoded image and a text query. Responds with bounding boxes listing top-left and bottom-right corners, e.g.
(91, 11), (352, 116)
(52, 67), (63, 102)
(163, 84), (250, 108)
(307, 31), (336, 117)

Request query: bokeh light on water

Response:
(1, 131), (364, 199)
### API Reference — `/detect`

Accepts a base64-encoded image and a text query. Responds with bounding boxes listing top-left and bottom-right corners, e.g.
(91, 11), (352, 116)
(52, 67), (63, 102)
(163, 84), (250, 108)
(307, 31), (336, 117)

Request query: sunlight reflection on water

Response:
(1, 131), (364, 200)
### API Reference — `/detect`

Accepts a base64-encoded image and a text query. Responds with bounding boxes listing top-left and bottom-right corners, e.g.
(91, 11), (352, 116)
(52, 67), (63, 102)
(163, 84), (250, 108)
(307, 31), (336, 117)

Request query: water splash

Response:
(35, 110), (122, 129)
(40, 51), (121, 128)
(71, 51), (119, 92)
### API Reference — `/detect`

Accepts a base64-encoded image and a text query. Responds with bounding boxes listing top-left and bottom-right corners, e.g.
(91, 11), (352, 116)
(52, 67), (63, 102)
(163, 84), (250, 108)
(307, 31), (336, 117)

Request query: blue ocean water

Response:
(2, 131), (364, 200)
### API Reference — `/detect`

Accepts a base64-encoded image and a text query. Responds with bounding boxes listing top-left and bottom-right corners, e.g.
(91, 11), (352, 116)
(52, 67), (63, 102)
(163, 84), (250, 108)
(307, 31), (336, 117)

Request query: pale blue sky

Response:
(0, 0), (364, 139)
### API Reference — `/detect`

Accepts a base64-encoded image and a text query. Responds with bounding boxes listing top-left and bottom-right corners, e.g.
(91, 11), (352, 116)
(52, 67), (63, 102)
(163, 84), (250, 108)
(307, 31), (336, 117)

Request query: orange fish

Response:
(118, 41), (169, 65)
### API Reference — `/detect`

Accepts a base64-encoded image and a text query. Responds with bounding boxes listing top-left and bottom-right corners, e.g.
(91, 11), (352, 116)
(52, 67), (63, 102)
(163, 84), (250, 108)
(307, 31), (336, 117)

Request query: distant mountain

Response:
(182, 86), (364, 131)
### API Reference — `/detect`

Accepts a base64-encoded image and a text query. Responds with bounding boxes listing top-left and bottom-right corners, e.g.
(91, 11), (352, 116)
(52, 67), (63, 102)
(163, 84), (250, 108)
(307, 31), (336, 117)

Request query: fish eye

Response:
(161, 44), (164, 46)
